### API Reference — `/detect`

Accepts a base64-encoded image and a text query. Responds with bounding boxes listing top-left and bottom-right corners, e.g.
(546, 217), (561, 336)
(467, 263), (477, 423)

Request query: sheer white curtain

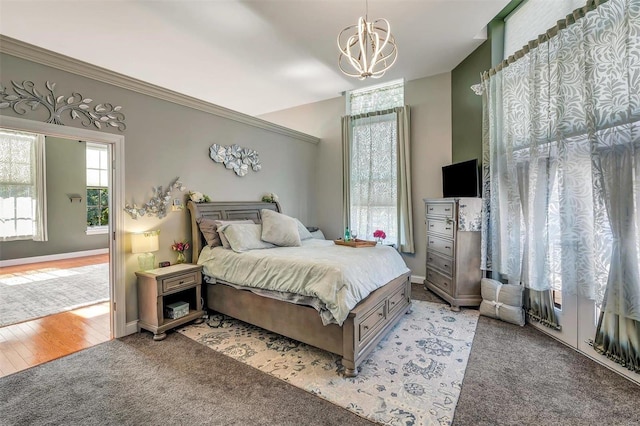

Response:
(481, 0), (640, 370)
(0, 129), (47, 242)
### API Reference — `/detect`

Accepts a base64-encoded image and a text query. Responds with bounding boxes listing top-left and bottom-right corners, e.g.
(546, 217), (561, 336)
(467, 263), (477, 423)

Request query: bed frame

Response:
(187, 200), (411, 377)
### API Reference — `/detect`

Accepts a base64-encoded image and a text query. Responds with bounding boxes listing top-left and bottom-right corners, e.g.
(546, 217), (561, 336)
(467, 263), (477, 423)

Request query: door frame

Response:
(0, 115), (126, 338)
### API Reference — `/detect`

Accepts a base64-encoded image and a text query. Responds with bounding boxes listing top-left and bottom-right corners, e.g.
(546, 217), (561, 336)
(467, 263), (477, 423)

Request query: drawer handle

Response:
(428, 257), (433, 262)
(363, 325), (369, 331)
(429, 207), (434, 211)
(444, 264), (449, 268)
(179, 280), (185, 284)
(429, 224), (434, 228)
(445, 246), (451, 249)
(378, 312), (384, 317)
(390, 301), (396, 306)
(444, 208), (451, 212)
(445, 227), (451, 230)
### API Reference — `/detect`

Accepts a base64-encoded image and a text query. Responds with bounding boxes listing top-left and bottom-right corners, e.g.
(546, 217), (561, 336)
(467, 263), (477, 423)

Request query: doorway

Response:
(0, 115), (126, 340)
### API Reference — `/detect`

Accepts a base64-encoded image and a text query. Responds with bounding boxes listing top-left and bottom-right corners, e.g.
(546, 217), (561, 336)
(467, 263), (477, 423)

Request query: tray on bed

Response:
(333, 238), (377, 248)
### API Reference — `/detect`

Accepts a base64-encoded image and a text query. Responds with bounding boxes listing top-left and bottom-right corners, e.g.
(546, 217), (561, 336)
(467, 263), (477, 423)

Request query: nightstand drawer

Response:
(427, 218), (455, 238)
(426, 268), (453, 293)
(425, 202), (454, 218)
(162, 272), (199, 293)
(427, 235), (454, 257)
(426, 250), (453, 275)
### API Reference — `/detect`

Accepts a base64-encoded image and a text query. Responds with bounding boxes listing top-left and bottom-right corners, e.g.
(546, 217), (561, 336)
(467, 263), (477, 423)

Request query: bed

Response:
(187, 200), (412, 377)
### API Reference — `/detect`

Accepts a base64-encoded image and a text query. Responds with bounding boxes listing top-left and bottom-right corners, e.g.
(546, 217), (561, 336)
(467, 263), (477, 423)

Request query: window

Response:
(504, 0), (585, 59)
(86, 143), (109, 232)
(0, 129), (47, 241)
(345, 80), (413, 252)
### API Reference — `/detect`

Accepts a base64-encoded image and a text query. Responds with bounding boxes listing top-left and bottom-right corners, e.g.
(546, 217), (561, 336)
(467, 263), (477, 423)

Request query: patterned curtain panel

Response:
(481, 0), (640, 370)
(350, 110), (399, 244)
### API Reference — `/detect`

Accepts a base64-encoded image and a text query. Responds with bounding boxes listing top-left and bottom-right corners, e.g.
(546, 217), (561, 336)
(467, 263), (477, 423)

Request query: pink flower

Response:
(373, 229), (386, 240)
(171, 240), (190, 252)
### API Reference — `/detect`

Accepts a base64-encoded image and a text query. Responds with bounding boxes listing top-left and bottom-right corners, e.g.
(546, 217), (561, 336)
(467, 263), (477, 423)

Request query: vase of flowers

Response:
(373, 229), (386, 244)
(189, 191), (211, 203)
(261, 192), (279, 203)
(171, 240), (190, 264)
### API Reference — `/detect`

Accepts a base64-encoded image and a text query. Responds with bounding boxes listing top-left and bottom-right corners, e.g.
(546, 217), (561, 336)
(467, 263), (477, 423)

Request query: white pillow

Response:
(214, 219), (254, 249)
(260, 209), (301, 247)
(479, 278), (525, 326)
(296, 219), (314, 240)
(218, 223), (275, 253)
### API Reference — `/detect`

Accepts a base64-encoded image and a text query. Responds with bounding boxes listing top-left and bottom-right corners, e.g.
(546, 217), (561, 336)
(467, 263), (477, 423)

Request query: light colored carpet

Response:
(179, 300), (479, 425)
(0, 263), (109, 326)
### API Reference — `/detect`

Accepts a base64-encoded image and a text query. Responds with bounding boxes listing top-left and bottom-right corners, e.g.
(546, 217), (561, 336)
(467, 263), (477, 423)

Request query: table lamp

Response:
(131, 230), (160, 270)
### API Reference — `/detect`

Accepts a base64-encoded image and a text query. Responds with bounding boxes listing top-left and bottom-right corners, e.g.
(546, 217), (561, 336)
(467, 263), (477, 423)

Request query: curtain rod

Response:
(483, 0), (610, 79)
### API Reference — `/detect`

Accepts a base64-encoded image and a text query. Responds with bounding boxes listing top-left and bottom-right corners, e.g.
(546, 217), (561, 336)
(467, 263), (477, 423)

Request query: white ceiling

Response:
(0, 0), (510, 116)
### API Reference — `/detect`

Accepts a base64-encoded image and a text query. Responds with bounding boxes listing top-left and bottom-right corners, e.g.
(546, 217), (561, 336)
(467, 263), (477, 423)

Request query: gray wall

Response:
(0, 52), (318, 323)
(1, 137), (109, 260)
(260, 73), (453, 279)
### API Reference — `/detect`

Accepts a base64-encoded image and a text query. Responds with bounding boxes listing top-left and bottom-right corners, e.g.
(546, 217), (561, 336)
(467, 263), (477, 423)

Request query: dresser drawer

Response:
(427, 218), (455, 238)
(162, 272), (199, 293)
(425, 202), (455, 218)
(426, 268), (453, 293)
(426, 250), (453, 275)
(427, 235), (454, 257)
(358, 302), (386, 343)
(387, 285), (408, 317)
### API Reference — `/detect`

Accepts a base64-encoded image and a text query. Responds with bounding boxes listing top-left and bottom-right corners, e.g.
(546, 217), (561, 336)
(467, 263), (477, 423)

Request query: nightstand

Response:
(136, 263), (205, 341)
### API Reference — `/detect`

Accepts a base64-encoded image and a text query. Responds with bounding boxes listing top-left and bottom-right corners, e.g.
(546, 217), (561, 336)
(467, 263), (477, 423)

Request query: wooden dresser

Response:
(423, 198), (482, 310)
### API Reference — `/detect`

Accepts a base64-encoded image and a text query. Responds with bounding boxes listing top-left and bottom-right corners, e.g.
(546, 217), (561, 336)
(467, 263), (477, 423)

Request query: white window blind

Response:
(504, 0), (586, 59)
(0, 129), (47, 241)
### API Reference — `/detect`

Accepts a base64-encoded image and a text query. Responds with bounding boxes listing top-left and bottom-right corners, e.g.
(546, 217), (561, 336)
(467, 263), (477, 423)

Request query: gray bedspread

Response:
(198, 239), (409, 325)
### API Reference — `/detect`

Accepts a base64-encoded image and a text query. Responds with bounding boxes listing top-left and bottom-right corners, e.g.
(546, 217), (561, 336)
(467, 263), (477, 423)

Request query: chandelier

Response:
(337, 1), (398, 80)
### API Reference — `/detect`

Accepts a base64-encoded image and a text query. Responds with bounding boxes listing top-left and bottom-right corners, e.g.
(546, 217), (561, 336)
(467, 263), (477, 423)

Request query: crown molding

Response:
(0, 35), (320, 145)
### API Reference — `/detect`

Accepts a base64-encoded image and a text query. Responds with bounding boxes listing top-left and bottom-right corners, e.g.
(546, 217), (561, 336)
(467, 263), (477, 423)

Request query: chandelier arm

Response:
(346, 35), (365, 73)
(358, 18), (370, 72)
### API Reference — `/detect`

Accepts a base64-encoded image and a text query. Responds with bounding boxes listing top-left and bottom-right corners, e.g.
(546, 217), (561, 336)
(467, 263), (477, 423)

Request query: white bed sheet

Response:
(197, 239), (410, 325)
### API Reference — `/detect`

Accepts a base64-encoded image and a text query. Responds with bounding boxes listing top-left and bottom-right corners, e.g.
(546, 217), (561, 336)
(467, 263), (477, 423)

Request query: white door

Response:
(530, 290), (640, 385)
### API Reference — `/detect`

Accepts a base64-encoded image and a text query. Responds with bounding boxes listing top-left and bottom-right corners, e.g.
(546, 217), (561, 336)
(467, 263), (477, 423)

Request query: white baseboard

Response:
(411, 275), (425, 284)
(0, 248), (109, 268)
(124, 320), (139, 336)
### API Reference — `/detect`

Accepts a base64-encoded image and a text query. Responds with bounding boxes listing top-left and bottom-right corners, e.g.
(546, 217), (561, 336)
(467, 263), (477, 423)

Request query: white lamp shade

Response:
(131, 230), (159, 254)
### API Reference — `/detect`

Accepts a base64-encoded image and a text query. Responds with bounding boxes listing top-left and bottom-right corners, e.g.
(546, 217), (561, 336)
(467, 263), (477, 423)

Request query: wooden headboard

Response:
(186, 200), (282, 263)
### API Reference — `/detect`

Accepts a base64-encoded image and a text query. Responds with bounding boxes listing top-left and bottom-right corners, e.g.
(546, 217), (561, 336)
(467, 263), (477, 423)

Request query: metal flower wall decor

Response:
(0, 80), (126, 131)
(124, 177), (186, 219)
(209, 143), (261, 177)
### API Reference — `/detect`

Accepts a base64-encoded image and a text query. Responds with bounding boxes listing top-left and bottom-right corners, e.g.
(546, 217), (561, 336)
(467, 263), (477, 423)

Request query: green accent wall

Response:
(451, 40), (491, 165)
(450, 0), (523, 165)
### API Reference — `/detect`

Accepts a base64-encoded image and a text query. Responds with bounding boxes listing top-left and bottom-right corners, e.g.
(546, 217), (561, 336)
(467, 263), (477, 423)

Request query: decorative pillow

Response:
(310, 229), (326, 240)
(296, 219), (314, 240)
(218, 223), (275, 253)
(196, 217), (221, 247)
(214, 219), (254, 248)
(260, 209), (301, 247)
(479, 278), (525, 326)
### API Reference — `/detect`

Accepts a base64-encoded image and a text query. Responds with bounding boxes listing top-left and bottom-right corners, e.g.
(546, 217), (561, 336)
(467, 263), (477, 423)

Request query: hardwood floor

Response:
(0, 254), (111, 378)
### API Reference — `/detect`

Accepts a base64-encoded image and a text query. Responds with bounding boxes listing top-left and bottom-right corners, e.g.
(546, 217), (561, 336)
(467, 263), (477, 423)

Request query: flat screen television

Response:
(442, 159), (480, 198)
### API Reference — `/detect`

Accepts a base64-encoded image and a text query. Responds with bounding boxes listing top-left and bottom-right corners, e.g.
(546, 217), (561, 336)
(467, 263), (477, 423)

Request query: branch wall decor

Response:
(0, 80), (126, 131)
(124, 177), (186, 219)
(209, 143), (261, 177)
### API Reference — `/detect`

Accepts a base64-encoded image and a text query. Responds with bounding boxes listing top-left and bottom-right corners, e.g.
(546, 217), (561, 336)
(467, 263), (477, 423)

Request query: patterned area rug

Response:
(179, 300), (479, 425)
(0, 263), (109, 327)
